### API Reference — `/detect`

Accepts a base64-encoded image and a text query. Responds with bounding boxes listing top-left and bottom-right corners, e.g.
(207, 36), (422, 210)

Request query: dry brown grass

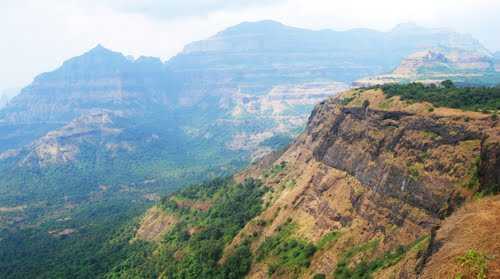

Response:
(421, 196), (500, 279)
(135, 206), (177, 242)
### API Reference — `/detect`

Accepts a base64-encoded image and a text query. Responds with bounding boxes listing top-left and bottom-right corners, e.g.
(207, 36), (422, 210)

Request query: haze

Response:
(2, 0), (500, 92)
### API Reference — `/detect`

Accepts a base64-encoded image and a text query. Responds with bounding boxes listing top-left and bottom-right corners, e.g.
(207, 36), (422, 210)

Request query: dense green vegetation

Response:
(106, 177), (268, 278)
(256, 220), (317, 277)
(334, 236), (429, 279)
(381, 81), (500, 112)
(0, 112), (248, 278)
(0, 199), (151, 279)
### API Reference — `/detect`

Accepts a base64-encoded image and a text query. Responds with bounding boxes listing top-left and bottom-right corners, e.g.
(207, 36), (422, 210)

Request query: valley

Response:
(0, 19), (499, 279)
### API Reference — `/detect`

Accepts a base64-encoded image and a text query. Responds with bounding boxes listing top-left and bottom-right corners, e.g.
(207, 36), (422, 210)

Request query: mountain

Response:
(0, 40), (347, 278)
(1, 21), (499, 278)
(170, 20), (487, 87)
(0, 45), (177, 149)
(104, 83), (500, 279)
(0, 21), (491, 156)
(355, 46), (499, 86)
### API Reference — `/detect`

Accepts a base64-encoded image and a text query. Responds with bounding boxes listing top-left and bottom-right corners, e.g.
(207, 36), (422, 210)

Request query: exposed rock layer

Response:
(227, 88), (499, 278)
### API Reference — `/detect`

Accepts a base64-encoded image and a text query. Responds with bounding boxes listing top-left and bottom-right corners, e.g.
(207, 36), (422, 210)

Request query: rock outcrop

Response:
(355, 48), (500, 86)
(227, 88), (499, 278)
(135, 207), (178, 242)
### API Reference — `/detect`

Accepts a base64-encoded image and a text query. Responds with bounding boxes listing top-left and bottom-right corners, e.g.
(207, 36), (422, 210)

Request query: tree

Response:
(441, 80), (455, 89)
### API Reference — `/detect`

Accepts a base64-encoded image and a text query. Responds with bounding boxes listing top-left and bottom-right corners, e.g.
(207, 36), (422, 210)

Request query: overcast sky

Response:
(2, 0), (500, 92)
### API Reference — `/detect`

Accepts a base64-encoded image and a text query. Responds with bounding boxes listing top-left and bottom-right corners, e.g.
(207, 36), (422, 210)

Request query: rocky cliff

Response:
(174, 21), (487, 86)
(132, 86), (499, 278)
(355, 48), (500, 86)
(226, 88), (499, 278)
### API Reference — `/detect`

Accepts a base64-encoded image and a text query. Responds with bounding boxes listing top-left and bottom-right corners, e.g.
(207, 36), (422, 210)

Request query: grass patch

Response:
(263, 161), (288, 178)
(380, 81), (500, 112)
(317, 231), (342, 250)
(407, 162), (424, 181)
(339, 96), (355, 106)
(334, 236), (429, 279)
(257, 221), (317, 277)
(455, 249), (489, 279)
(421, 130), (441, 140)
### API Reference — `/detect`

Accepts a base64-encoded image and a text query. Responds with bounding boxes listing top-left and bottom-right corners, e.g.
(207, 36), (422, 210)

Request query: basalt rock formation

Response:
(135, 88), (499, 278)
(355, 48), (500, 86)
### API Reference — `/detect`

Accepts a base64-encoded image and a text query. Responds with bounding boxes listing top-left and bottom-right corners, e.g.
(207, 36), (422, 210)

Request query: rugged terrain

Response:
(1, 20), (500, 278)
(356, 47), (500, 86)
(129, 85), (499, 278)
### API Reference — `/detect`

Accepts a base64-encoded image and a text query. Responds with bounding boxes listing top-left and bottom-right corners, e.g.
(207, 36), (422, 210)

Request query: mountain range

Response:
(0, 20), (499, 278)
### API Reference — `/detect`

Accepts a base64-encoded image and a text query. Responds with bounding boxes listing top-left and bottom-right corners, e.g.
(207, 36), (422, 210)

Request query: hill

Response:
(101, 82), (500, 279)
(0, 20), (499, 278)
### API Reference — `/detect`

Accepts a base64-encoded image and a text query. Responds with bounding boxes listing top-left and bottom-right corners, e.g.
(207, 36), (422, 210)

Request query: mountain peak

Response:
(215, 20), (297, 37)
(85, 44), (116, 56)
(93, 43), (106, 50)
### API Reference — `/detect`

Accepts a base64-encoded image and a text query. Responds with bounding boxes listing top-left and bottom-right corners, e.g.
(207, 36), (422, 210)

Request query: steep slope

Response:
(355, 48), (500, 86)
(122, 83), (499, 279)
(230, 87), (499, 278)
(172, 21), (485, 85)
(1, 21), (499, 278)
(162, 20), (492, 157)
(0, 45), (175, 151)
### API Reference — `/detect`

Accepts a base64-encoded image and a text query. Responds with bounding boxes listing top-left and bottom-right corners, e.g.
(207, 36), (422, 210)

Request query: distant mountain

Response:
(0, 21), (498, 278)
(2, 45), (175, 124)
(355, 48), (500, 86)
(171, 20), (487, 86)
(352, 27), (498, 86)
(0, 21), (495, 228)
(0, 20), (495, 217)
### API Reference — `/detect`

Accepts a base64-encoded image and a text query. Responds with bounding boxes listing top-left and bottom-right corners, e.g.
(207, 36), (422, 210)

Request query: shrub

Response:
(456, 249), (489, 279)
(381, 82), (500, 111)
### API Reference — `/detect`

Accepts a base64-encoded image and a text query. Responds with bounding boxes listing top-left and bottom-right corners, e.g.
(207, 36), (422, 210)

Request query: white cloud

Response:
(1, 0), (499, 91)
(101, 0), (283, 19)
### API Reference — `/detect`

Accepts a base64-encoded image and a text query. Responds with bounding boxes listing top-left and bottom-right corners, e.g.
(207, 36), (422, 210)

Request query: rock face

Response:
(355, 48), (500, 86)
(225, 88), (499, 278)
(0, 46), (174, 153)
(135, 207), (178, 242)
(15, 111), (125, 167)
(2, 45), (172, 124)
(173, 21), (488, 86)
(0, 21), (492, 158)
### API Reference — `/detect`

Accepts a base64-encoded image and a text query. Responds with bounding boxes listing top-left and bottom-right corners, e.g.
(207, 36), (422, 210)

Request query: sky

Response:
(2, 0), (500, 93)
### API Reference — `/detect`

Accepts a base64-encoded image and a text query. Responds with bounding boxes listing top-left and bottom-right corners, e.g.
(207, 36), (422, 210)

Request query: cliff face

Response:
(355, 48), (500, 86)
(2, 45), (172, 125)
(223, 89), (500, 278)
(174, 21), (488, 85)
